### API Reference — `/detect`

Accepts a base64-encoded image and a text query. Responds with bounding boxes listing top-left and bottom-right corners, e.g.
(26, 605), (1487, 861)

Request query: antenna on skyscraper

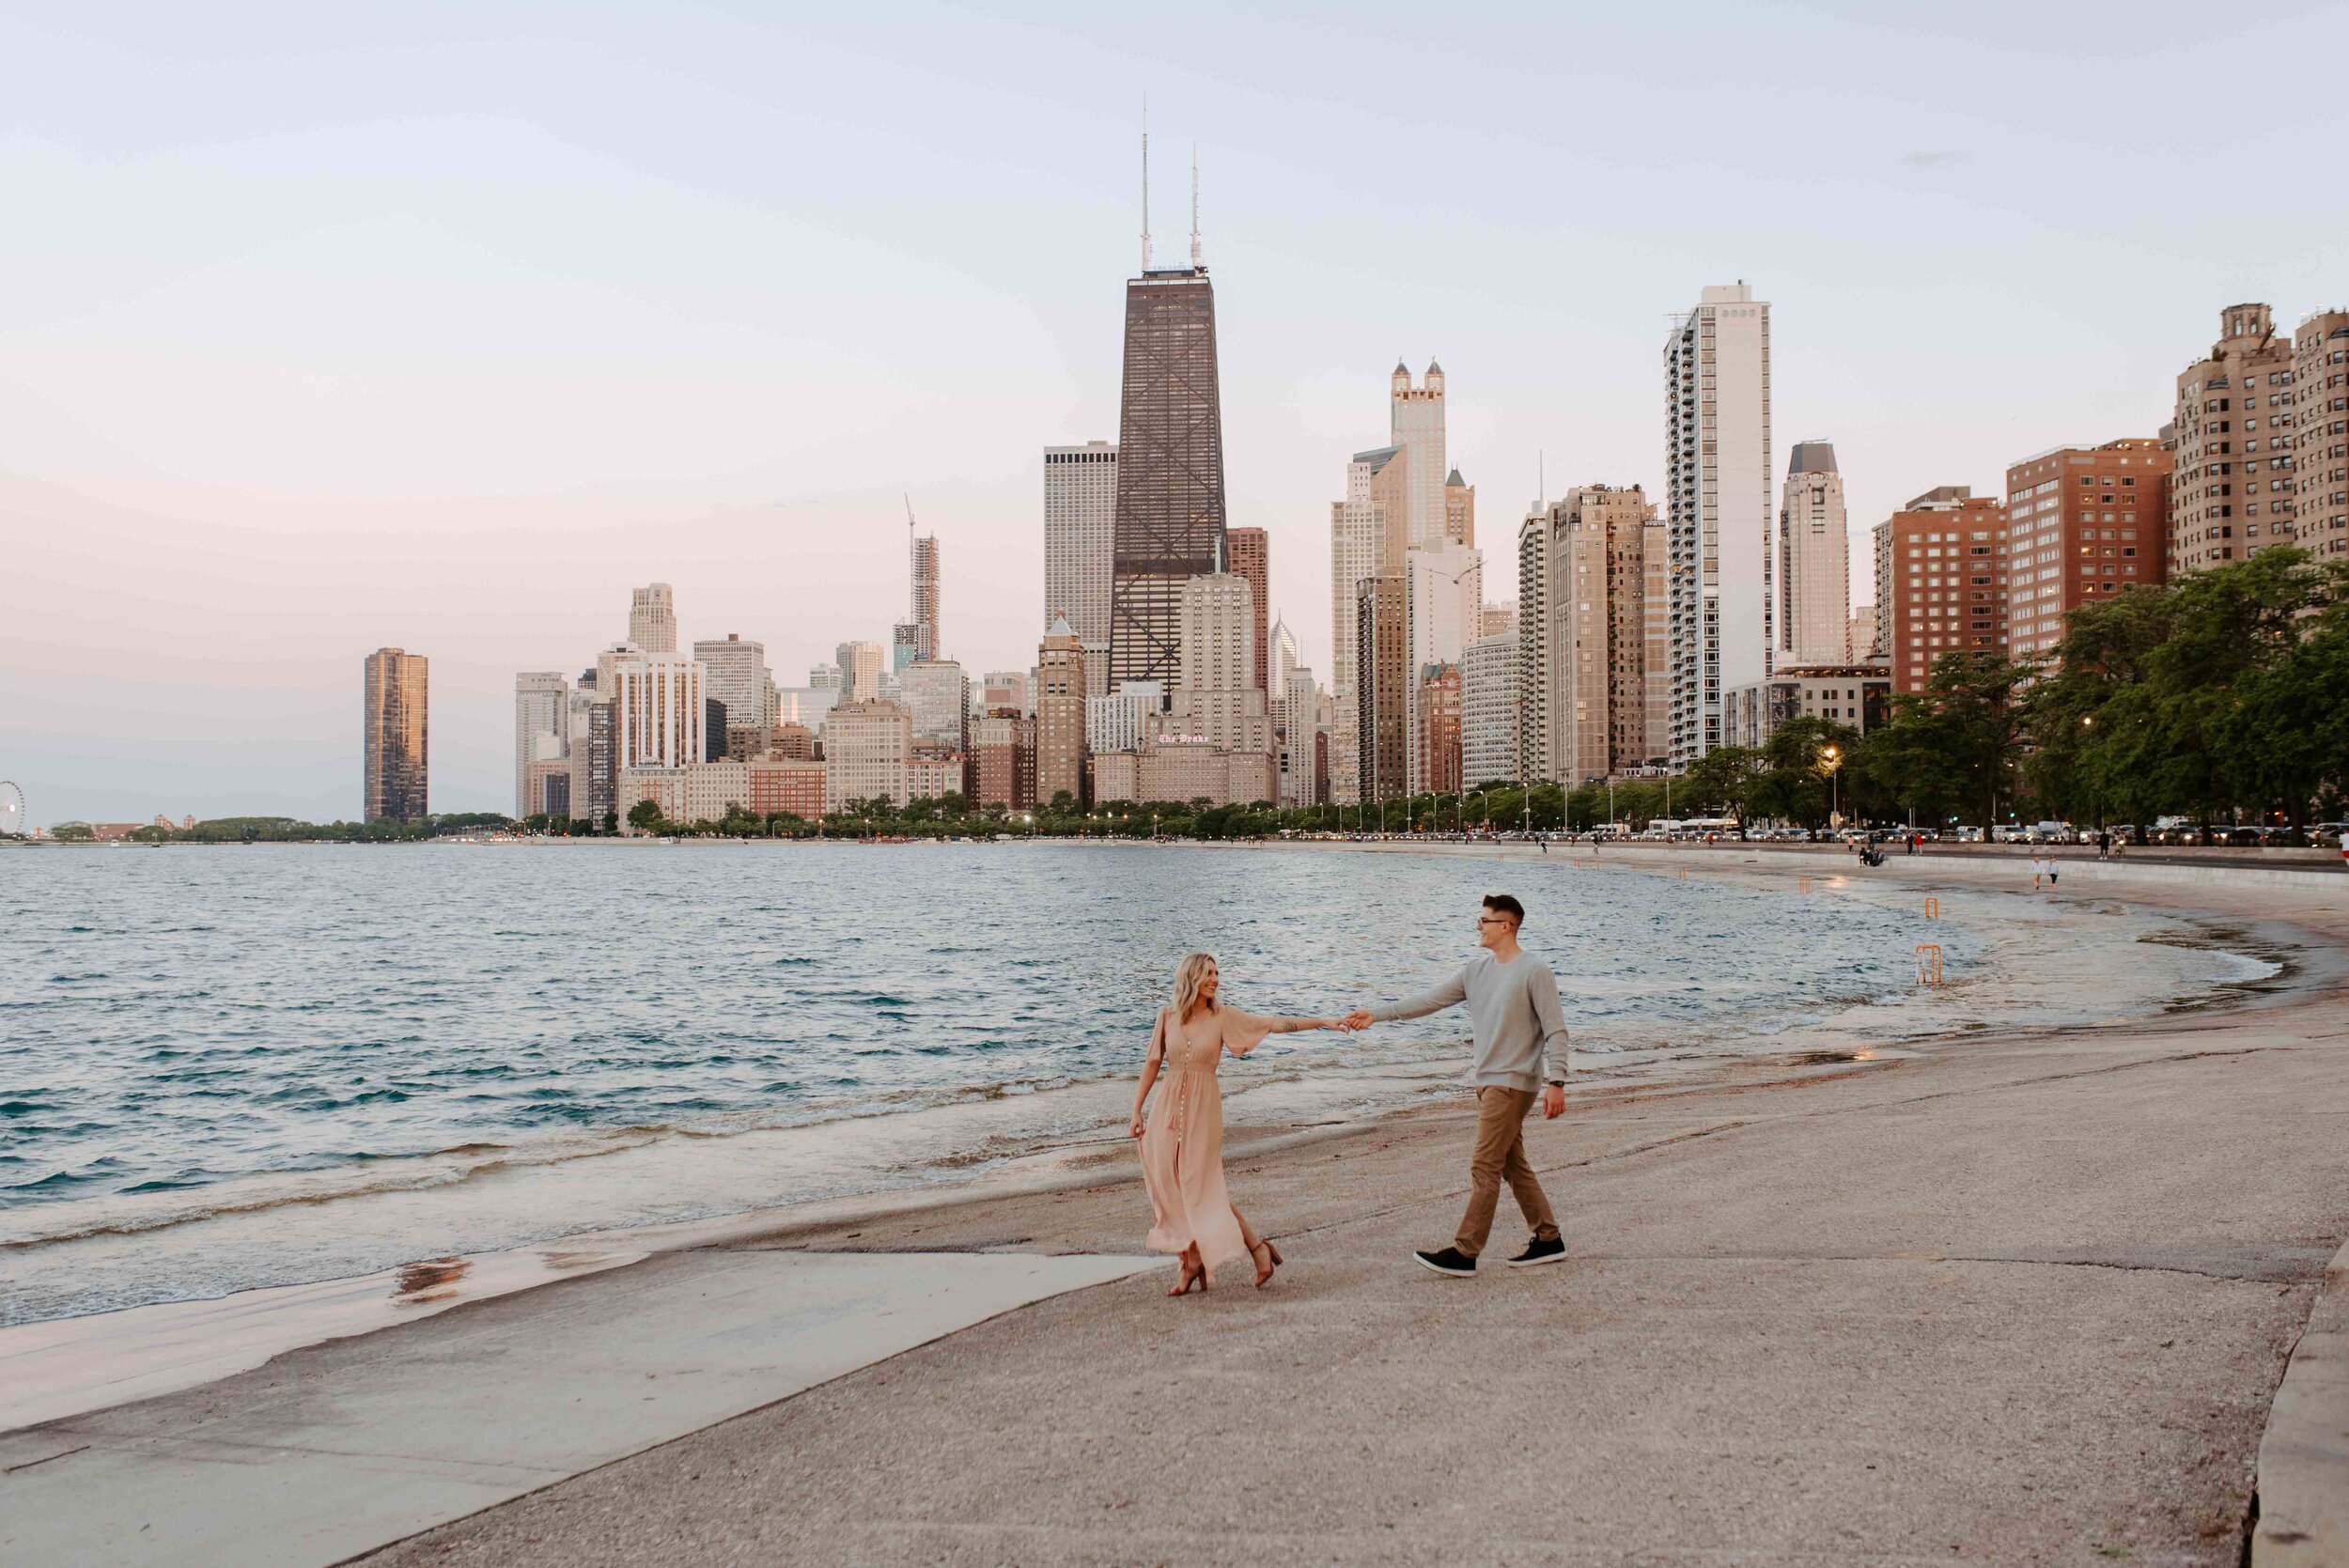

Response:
(1140, 96), (1152, 271)
(1190, 144), (1201, 269)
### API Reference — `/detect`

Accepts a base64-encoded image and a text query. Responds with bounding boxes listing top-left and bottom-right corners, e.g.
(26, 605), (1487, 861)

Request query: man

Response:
(1342, 894), (1568, 1276)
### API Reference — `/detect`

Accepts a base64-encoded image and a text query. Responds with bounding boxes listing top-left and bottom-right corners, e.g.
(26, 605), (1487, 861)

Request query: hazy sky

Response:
(5, 2), (2345, 824)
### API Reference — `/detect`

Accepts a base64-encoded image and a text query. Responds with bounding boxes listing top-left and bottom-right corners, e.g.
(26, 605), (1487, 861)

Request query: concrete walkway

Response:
(0, 1251), (1158, 1567)
(339, 938), (2349, 1563)
(11, 854), (2347, 1565)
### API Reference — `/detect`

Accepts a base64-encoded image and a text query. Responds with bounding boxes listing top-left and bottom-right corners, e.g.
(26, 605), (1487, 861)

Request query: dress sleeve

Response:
(1220, 1009), (1281, 1058)
(1145, 1008), (1169, 1067)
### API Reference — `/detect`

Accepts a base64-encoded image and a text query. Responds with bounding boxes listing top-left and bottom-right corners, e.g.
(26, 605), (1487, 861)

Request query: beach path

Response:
(0, 1251), (1159, 1567)
(338, 959), (2348, 1564)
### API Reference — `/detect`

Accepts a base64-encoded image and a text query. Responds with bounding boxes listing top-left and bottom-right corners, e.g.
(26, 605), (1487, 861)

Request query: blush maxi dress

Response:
(1139, 1003), (1280, 1282)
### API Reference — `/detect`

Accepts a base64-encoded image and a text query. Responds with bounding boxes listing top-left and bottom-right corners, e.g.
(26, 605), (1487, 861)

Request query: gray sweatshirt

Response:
(1367, 951), (1570, 1093)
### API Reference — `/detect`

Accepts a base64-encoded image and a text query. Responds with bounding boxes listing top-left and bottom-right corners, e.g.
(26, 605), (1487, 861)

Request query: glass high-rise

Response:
(364, 647), (429, 823)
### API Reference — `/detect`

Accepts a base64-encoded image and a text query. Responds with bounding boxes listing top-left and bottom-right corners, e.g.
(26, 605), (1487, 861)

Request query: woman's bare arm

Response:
(1128, 1010), (1167, 1138)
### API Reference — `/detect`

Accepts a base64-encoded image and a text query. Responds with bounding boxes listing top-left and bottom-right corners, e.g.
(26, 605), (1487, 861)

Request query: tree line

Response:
(65, 553), (2346, 846)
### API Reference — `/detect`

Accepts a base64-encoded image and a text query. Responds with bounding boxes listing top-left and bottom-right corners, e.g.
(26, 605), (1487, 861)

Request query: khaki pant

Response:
(1456, 1085), (1560, 1258)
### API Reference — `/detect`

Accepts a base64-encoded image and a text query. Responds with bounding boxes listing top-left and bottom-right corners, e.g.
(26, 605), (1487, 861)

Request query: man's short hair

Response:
(1483, 893), (1525, 927)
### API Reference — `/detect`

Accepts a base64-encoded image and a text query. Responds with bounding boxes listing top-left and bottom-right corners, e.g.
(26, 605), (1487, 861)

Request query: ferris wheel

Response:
(0, 781), (24, 837)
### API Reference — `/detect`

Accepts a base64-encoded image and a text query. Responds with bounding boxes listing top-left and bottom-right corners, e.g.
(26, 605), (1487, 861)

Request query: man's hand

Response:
(1541, 1084), (1565, 1119)
(1339, 1010), (1376, 1032)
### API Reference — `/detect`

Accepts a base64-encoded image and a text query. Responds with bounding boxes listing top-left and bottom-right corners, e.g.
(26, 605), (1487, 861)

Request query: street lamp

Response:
(1819, 743), (1844, 831)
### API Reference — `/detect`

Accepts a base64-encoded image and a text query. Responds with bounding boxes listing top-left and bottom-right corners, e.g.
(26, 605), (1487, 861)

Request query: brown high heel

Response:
(1252, 1239), (1283, 1288)
(1168, 1256), (1206, 1296)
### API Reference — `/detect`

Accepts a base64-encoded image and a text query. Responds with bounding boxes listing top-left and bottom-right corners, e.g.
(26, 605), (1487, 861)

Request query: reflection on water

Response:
(394, 1256), (469, 1303)
(0, 1245), (644, 1434)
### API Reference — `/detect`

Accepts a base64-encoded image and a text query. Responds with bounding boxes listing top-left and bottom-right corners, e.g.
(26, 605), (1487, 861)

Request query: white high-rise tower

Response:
(1045, 441), (1117, 697)
(1664, 283), (1772, 766)
(1390, 361), (1447, 553)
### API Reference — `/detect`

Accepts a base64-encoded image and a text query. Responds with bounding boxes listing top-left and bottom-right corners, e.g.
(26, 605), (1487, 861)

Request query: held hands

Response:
(1338, 1010), (1376, 1032)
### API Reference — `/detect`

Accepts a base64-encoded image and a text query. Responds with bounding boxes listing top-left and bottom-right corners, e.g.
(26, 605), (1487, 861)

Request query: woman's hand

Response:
(1128, 1111), (1146, 1140)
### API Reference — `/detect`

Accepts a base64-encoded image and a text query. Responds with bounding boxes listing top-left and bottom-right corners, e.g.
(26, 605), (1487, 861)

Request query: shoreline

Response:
(0, 842), (2312, 1431)
(7, 845), (2348, 1563)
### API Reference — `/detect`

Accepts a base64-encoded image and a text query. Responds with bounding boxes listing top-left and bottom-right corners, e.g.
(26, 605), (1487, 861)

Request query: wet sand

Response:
(8, 845), (2348, 1565)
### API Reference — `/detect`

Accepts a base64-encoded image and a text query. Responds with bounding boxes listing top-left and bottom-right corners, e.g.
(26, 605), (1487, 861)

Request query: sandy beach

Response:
(7, 843), (2347, 1565)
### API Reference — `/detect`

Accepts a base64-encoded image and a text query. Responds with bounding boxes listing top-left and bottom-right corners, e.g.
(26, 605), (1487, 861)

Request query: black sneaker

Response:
(1506, 1236), (1567, 1268)
(1414, 1247), (1476, 1277)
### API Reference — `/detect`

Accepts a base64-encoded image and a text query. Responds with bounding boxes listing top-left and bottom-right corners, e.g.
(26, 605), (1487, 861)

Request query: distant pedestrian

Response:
(2030, 856), (2048, 892)
(2096, 831), (2110, 862)
(2339, 828), (2348, 868)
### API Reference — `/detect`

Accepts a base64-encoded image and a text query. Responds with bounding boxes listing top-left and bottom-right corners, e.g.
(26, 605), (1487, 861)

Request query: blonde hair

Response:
(1171, 953), (1221, 1019)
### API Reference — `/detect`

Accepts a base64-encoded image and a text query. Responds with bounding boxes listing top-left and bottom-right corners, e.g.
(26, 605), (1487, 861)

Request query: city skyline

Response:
(6, 4), (2346, 822)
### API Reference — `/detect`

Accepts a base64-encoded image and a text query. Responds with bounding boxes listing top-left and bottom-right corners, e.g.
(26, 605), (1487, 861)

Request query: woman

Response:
(1128, 954), (1338, 1294)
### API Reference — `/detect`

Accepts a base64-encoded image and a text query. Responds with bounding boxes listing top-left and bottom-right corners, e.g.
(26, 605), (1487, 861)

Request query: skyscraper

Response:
(2294, 309), (2349, 561)
(901, 659), (971, 753)
(1416, 662), (1462, 798)
(1391, 361), (1447, 552)
(629, 583), (677, 653)
(1458, 629), (1519, 790)
(1036, 617), (1088, 808)
(1224, 526), (1268, 691)
(1403, 543), (1481, 794)
(894, 514), (941, 667)
(1327, 442), (1407, 804)
(1444, 468), (1475, 548)
(1520, 486), (1662, 785)
(568, 676), (612, 828)
(1779, 442), (1850, 667)
(1665, 283), (1772, 767)
(363, 647), (428, 824)
(1880, 487), (2009, 692)
(1159, 573), (1271, 757)
(1108, 161), (1226, 697)
(2173, 303), (2297, 572)
(692, 634), (775, 755)
(608, 648), (707, 769)
(1354, 574), (1407, 802)
(2004, 440), (2169, 660)
(513, 671), (569, 816)
(834, 640), (885, 705)
(1044, 441), (1117, 697)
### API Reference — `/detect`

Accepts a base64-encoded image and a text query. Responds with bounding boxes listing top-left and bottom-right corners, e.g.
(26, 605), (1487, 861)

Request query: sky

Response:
(4, 1), (2346, 825)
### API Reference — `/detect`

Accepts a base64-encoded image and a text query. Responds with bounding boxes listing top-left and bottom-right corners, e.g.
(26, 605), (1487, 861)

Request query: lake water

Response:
(0, 840), (2232, 1328)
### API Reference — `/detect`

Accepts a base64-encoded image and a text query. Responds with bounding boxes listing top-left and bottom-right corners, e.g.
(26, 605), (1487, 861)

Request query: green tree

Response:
(1873, 652), (2030, 831)
(626, 800), (663, 834)
(1681, 745), (1765, 820)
